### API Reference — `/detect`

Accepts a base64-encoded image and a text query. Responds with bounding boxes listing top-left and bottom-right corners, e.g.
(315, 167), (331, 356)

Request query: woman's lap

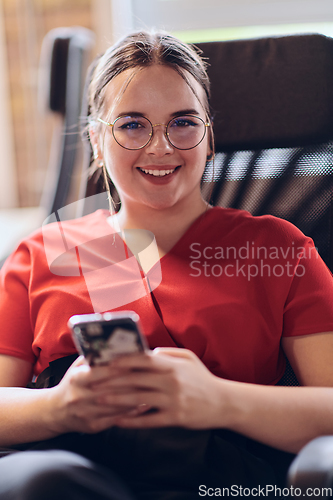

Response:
(0, 428), (289, 499)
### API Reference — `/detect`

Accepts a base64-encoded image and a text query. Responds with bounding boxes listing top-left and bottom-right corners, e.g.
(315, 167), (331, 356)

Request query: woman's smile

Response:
(136, 165), (181, 182)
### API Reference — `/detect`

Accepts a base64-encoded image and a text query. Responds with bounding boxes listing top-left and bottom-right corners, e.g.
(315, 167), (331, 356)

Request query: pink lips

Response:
(137, 165), (179, 172)
(136, 165), (180, 183)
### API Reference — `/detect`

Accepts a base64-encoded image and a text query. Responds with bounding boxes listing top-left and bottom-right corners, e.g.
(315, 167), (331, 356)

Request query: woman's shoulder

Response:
(41, 209), (110, 234)
(21, 209), (109, 243)
(2, 210), (110, 269)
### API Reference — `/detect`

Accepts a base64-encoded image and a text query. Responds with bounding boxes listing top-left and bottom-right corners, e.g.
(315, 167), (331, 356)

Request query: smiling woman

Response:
(0, 29), (332, 500)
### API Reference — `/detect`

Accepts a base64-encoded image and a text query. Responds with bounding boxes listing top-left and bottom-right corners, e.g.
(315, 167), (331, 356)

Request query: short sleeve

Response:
(0, 242), (36, 364)
(283, 238), (333, 336)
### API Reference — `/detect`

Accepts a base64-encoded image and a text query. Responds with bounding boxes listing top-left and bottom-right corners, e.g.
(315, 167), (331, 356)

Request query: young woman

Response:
(0, 30), (332, 499)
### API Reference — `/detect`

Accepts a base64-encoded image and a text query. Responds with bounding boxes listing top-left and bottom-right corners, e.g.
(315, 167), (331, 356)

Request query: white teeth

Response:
(139, 168), (176, 177)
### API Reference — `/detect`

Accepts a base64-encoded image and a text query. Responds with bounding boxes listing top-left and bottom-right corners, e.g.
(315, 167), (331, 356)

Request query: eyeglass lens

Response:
(112, 115), (206, 150)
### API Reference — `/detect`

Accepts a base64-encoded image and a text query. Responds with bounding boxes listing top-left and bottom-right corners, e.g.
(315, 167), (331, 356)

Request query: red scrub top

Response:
(0, 207), (332, 383)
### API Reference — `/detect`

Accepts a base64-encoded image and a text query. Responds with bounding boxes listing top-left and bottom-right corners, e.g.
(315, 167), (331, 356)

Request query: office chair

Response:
(0, 26), (95, 266)
(39, 26), (95, 216)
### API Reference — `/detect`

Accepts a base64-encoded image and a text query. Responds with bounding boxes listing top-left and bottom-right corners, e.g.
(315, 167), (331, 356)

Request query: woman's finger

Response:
(95, 371), (170, 393)
(96, 389), (168, 410)
(65, 362), (125, 388)
(110, 351), (174, 373)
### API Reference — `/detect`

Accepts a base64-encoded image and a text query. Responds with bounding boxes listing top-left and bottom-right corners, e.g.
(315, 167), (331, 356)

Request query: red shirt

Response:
(0, 207), (332, 383)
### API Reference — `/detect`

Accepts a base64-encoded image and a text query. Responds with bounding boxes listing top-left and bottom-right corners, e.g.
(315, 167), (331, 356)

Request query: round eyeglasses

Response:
(97, 114), (210, 151)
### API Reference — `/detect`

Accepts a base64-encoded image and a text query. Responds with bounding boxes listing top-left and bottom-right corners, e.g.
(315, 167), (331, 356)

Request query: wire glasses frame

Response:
(97, 114), (210, 151)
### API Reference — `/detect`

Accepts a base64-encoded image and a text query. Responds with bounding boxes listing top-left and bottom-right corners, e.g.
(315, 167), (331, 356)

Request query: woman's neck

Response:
(108, 197), (210, 257)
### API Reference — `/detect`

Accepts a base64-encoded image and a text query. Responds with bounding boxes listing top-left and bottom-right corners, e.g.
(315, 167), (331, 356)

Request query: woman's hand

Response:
(96, 347), (226, 430)
(49, 356), (141, 435)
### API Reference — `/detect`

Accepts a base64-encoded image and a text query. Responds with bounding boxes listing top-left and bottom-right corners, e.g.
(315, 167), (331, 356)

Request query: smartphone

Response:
(68, 311), (148, 366)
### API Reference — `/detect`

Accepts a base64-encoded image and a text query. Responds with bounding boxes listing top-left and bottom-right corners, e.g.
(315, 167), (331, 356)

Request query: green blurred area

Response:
(173, 22), (333, 43)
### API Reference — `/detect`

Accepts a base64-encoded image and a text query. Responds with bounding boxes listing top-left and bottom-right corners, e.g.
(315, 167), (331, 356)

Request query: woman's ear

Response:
(89, 126), (104, 166)
(206, 123), (215, 161)
(206, 135), (214, 161)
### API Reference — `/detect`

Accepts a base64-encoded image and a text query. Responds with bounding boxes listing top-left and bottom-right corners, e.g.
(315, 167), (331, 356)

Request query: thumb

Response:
(152, 347), (196, 360)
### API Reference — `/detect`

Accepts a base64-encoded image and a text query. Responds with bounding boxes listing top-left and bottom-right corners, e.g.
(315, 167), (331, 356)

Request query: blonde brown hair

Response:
(88, 30), (212, 127)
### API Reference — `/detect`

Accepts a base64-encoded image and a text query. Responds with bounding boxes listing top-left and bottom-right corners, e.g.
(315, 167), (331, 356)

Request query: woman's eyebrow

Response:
(114, 109), (202, 120)
(170, 109), (200, 117)
(115, 111), (146, 119)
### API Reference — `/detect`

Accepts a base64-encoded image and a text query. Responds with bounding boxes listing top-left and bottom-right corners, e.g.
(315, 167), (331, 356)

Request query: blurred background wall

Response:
(1, 0), (95, 209)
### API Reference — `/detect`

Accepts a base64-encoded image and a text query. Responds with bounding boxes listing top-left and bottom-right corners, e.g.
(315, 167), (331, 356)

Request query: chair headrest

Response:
(197, 34), (333, 151)
(38, 27), (95, 115)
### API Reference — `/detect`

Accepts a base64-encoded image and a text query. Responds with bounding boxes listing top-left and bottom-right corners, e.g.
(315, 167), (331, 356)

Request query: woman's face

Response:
(94, 64), (211, 214)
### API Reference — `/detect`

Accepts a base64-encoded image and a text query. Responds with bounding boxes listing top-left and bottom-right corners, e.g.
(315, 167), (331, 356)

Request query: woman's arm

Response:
(0, 354), (33, 387)
(282, 331), (333, 386)
(229, 332), (333, 452)
(97, 333), (333, 454)
(0, 354), (138, 447)
(0, 354), (60, 446)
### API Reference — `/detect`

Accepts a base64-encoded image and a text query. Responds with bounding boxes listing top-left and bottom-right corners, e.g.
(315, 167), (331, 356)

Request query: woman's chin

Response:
(144, 199), (179, 211)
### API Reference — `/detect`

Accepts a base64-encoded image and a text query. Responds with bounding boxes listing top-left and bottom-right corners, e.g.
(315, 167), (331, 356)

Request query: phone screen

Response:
(68, 311), (148, 365)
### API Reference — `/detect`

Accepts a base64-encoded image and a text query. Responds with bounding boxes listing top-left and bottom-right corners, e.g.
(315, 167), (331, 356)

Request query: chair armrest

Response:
(0, 448), (19, 458)
(288, 436), (333, 488)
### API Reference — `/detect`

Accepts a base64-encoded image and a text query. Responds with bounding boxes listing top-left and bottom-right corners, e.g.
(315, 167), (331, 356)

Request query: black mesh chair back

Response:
(196, 34), (333, 273)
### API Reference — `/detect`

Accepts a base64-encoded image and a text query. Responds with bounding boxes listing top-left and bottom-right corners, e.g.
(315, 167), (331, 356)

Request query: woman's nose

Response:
(145, 125), (174, 155)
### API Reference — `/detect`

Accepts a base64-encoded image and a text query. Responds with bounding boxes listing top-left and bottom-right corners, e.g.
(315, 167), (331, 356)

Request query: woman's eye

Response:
(121, 122), (143, 130)
(172, 117), (197, 127)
